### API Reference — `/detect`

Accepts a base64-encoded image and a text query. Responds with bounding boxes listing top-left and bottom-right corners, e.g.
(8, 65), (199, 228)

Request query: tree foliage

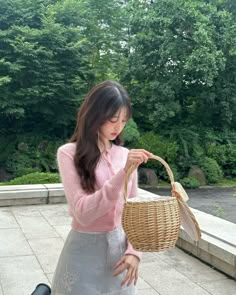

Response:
(126, 0), (236, 132)
(0, 0), (127, 136)
(0, 0), (236, 179)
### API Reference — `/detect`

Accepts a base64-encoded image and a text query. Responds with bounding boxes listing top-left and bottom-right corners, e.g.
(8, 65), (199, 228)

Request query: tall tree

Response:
(125, 0), (236, 132)
(0, 0), (93, 136)
(0, 0), (128, 136)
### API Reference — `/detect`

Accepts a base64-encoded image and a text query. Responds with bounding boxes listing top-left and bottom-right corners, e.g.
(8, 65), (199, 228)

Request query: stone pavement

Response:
(0, 204), (235, 295)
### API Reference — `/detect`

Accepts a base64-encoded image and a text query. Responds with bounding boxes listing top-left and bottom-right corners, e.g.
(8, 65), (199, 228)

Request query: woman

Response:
(51, 80), (152, 295)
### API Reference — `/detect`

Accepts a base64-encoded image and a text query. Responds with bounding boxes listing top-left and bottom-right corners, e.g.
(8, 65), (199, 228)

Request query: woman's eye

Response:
(109, 117), (127, 123)
(110, 117), (118, 123)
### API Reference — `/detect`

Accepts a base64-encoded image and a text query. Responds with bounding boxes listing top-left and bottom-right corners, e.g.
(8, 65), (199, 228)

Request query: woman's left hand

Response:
(113, 255), (140, 287)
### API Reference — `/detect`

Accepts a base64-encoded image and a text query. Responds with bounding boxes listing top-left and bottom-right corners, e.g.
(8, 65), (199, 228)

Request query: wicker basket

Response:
(122, 155), (181, 252)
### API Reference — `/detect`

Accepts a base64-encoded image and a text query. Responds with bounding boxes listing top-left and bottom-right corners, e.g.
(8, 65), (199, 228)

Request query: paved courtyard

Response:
(0, 203), (235, 295)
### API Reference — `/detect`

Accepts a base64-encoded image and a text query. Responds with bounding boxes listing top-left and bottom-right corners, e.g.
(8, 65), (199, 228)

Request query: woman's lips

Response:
(111, 133), (118, 137)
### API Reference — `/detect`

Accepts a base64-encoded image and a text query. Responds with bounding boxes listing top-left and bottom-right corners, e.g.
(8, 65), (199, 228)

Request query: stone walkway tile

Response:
(28, 237), (64, 255)
(53, 225), (71, 240)
(0, 229), (32, 257)
(0, 209), (18, 229)
(180, 267), (227, 284)
(13, 210), (59, 239)
(40, 205), (72, 226)
(35, 254), (58, 274)
(154, 247), (227, 283)
(139, 261), (211, 295)
(137, 289), (161, 295)
(28, 237), (64, 273)
(11, 206), (43, 216)
(200, 278), (236, 295)
(137, 276), (151, 290)
(46, 273), (53, 285)
(142, 252), (161, 263)
(0, 255), (49, 295)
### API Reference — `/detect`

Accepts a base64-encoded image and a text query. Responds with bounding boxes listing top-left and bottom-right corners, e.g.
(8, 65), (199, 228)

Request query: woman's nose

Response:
(114, 121), (122, 131)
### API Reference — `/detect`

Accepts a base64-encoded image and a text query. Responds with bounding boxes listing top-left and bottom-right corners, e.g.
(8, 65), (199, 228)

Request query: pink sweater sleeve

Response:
(124, 170), (143, 261)
(57, 148), (126, 227)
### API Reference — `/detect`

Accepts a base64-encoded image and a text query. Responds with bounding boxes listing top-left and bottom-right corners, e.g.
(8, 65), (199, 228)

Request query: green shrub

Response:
(158, 164), (180, 182)
(135, 132), (178, 162)
(206, 144), (227, 167)
(0, 172), (61, 185)
(134, 132), (179, 180)
(227, 146), (236, 177)
(171, 165), (180, 182)
(200, 157), (223, 184)
(123, 119), (140, 147)
(205, 131), (236, 178)
(180, 177), (200, 189)
(5, 134), (64, 177)
(6, 152), (42, 177)
(0, 135), (17, 166)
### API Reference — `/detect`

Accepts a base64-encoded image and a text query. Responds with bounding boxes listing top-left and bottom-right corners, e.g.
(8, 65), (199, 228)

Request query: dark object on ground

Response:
(31, 283), (51, 295)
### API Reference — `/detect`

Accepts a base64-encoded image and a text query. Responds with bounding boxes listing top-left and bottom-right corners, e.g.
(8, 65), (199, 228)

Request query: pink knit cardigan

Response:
(57, 142), (142, 260)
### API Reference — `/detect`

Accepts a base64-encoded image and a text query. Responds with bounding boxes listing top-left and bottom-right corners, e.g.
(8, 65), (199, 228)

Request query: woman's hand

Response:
(113, 255), (140, 287)
(124, 149), (153, 174)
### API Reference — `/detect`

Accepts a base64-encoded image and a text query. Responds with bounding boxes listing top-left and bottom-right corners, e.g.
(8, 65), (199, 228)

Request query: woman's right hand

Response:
(124, 149), (153, 174)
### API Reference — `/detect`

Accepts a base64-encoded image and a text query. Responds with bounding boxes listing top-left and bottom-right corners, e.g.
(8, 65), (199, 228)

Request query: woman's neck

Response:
(98, 140), (112, 153)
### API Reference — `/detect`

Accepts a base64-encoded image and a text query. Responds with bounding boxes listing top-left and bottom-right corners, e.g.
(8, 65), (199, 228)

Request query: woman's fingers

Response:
(129, 152), (148, 162)
(113, 247), (140, 287)
(113, 255), (139, 287)
(134, 269), (138, 285)
(130, 149), (153, 158)
(124, 149), (154, 173)
(120, 267), (133, 286)
(113, 264), (127, 277)
(126, 269), (136, 287)
(113, 257), (125, 270)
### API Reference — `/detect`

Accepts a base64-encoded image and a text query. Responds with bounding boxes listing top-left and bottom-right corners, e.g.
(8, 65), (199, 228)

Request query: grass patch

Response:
(214, 178), (236, 187)
(0, 172), (60, 185)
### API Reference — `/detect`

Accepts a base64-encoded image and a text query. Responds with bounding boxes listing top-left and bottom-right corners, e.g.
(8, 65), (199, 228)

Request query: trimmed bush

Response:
(180, 177), (200, 189)
(200, 157), (223, 184)
(0, 172), (60, 185)
(207, 144), (236, 177)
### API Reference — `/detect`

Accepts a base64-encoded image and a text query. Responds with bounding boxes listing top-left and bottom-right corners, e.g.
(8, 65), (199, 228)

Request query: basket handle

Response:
(124, 155), (175, 203)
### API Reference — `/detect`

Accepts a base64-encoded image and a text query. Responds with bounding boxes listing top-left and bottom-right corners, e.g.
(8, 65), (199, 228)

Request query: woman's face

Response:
(99, 107), (128, 145)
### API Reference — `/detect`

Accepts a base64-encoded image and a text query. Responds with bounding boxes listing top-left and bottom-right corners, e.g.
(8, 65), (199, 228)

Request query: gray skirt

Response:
(51, 226), (137, 295)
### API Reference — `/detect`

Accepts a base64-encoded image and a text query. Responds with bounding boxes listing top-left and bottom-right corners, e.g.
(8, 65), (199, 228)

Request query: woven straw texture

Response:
(121, 155), (200, 252)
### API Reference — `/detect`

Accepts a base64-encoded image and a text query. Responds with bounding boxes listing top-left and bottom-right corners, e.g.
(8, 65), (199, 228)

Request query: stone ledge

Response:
(0, 184), (67, 206)
(0, 184), (235, 279)
(43, 183), (66, 204)
(0, 184), (49, 206)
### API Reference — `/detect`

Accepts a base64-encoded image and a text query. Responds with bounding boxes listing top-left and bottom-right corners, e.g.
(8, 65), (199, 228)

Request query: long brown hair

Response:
(70, 80), (132, 193)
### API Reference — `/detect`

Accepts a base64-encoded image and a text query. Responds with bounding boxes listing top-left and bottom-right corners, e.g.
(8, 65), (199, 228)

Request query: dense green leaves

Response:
(0, 0), (127, 136)
(0, 0), (236, 180)
(126, 0), (236, 131)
